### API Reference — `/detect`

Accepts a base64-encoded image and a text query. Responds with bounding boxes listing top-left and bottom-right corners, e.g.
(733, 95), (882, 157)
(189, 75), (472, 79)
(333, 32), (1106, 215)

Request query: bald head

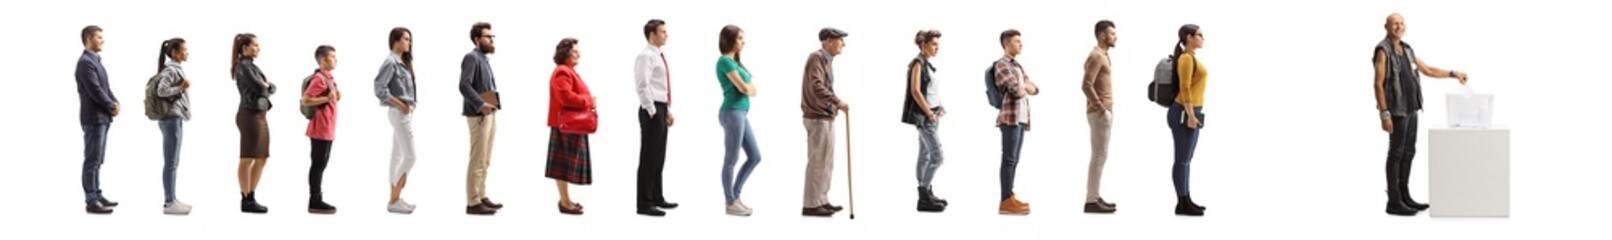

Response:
(1385, 13), (1406, 40)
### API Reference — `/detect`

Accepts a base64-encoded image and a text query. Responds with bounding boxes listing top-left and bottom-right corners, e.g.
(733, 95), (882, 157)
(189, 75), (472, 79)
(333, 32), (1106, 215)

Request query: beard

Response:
(480, 44), (496, 54)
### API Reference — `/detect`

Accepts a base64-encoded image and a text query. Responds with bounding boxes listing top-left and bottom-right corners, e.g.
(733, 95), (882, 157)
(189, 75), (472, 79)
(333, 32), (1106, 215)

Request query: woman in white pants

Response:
(375, 27), (418, 214)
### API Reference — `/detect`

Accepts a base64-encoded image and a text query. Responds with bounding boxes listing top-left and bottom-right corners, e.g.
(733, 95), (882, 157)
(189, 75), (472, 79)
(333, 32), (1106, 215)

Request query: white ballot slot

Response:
(1445, 85), (1493, 129)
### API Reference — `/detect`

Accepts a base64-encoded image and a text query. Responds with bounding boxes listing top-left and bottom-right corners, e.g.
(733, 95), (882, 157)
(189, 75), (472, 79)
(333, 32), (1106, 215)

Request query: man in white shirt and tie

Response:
(635, 19), (678, 217)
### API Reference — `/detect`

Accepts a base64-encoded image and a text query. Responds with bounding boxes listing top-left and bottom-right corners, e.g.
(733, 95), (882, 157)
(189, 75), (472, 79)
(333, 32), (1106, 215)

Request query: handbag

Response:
(558, 108), (597, 134)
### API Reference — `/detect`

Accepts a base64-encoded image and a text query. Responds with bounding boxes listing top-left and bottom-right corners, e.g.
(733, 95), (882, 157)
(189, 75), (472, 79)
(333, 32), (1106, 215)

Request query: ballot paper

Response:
(1445, 85), (1494, 129)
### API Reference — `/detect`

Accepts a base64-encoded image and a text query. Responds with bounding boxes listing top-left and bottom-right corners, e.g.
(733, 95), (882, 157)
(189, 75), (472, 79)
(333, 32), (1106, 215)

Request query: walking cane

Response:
(845, 110), (856, 220)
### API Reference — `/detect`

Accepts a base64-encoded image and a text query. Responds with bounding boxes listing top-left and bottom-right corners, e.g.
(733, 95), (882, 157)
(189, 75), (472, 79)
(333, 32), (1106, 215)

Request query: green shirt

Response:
(716, 56), (752, 110)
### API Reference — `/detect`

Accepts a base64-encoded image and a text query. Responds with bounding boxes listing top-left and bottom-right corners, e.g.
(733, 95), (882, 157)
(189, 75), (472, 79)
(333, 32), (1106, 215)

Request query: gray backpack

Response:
(300, 70), (333, 120)
(144, 68), (178, 120)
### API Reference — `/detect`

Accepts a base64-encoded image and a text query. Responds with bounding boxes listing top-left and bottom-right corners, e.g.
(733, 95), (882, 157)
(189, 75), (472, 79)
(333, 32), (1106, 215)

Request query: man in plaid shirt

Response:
(994, 29), (1038, 215)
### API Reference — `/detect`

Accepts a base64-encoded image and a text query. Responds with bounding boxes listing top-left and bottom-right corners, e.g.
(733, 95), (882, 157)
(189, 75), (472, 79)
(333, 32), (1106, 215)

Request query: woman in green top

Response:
(715, 24), (760, 217)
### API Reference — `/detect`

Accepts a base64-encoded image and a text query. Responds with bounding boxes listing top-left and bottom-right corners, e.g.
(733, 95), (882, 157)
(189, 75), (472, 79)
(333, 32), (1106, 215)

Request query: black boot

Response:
(1399, 188), (1429, 211)
(308, 193), (336, 214)
(1174, 196), (1203, 216)
(1184, 195), (1206, 210)
(926, 186), (948, 207)
(1385, 189), (1418, 216)
(241, 192), (268, 214)
(1398, 169), (1430, 211)
(916, 187), (945, 212)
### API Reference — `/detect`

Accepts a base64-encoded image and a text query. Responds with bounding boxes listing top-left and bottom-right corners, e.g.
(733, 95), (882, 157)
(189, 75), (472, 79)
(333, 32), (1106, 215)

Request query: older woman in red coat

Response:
(547, 37), (593, 215)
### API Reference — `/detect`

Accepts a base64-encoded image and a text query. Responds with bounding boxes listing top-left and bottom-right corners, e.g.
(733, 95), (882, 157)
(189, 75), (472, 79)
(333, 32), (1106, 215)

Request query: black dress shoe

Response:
(86, 202), (114, 214)
(802, 206), (836, 217)
(1097, 198), (1117, 208)
(466, 204), (498, 215)
(637, 208), (667, 216)
(655, 201), (679, 209)
(97, 198), (119, 208)
(481, 198), (504, 209)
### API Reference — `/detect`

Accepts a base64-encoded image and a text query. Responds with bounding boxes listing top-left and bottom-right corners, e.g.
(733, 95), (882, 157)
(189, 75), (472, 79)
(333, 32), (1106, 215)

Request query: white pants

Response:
(389, 107), (417, 185)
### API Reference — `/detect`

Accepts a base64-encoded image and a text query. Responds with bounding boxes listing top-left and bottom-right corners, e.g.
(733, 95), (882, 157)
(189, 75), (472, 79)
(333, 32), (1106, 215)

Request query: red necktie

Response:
(661, 52), (671, 107)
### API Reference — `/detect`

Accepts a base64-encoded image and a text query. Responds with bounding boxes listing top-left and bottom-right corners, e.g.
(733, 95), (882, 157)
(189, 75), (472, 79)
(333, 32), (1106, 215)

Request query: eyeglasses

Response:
(480, 35), (497, 40)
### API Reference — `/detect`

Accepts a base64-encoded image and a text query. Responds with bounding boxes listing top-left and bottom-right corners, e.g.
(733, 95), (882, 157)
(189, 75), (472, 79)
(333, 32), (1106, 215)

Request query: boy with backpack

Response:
(990, 29), (1039, 215)
(301, 45), (340, 214)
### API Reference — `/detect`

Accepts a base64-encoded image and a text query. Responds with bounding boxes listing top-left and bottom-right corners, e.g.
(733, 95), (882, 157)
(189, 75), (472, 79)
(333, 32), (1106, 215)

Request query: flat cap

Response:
(819, 28), (848, 41)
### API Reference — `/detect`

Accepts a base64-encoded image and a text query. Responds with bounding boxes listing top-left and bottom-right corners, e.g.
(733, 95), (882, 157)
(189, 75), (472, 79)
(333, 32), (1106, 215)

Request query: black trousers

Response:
(310, 139), (333, 199)
(637, 102), (670, 209)
(1385, 113), (1418, 194)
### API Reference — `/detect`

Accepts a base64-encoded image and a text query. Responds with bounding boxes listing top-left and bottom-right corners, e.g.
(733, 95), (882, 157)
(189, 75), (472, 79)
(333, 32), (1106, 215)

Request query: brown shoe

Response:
(1010, 195), (1030, 206)
(480, 198), (504, 209)
(802, 206), (836, 217)
(819, 203), (843, 212)
(1083, 202), (1116, 213)
(466, 204), (497, 215)
(999, 196), (1030, 215)
(558, 202), (584, 215)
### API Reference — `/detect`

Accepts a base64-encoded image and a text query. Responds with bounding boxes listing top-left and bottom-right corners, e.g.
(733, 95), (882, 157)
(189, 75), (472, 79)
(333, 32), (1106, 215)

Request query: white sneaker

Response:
(399, 199), (416, 209)
(736, 199), (753, 211)
(388, 200), (414, 214)
(163, 201), (192, 215)
(725, 202), (752, 216)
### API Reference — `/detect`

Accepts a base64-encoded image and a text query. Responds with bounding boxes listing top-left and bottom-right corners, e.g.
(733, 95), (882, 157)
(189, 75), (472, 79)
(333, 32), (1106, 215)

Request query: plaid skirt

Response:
(546, 128), (593, 184)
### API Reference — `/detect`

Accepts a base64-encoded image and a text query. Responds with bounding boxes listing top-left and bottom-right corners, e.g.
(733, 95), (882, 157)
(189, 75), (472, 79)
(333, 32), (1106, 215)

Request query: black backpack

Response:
(1147, 55), (1181, 107)
(985, 64), (1002, 109)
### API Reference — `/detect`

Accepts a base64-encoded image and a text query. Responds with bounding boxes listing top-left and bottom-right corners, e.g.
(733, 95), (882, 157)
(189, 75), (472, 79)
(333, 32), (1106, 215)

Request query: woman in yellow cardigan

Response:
(1168, 24), (1207, 217)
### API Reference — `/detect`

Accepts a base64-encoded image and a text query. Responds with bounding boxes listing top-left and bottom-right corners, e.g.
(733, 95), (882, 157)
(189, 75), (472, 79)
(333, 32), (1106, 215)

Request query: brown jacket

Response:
(800, 49), (841, 119)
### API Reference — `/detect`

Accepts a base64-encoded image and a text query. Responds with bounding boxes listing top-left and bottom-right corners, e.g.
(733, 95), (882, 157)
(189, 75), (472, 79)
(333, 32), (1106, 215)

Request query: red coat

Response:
(548, 64), (593, 127)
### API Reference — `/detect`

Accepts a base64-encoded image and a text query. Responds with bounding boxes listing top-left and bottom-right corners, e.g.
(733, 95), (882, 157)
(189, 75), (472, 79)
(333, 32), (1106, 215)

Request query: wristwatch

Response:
(1448, 70), (1458, 78)
(1380, 111), (1392, 120)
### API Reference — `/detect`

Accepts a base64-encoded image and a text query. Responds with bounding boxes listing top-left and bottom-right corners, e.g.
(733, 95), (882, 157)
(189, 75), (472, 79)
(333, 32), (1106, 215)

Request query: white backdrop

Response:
(0, 0), (1604, 238)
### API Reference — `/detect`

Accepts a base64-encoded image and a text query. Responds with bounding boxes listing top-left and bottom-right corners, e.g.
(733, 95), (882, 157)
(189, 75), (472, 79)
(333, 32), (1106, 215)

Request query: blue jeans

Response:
(81, 123), (110, 204)
(1167, 104), (1203, 197)
(159, 118), (183, 203)
(999, 123), (1026, 201)
(915, 120), (943, 187)
(719, 110), (762, 204)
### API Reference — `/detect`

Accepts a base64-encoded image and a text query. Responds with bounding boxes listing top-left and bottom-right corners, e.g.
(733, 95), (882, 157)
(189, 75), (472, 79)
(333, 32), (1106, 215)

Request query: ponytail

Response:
(158, 38), (186, 72)
(1173, 24), (1200, 58)
(230, 33), (257, 80)
(159, 40), (172, 72)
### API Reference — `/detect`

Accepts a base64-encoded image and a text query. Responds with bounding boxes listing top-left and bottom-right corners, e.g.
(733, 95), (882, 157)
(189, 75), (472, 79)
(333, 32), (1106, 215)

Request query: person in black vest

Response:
(903, 29), (947, 213)
(1373, 13), (1469, 216)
